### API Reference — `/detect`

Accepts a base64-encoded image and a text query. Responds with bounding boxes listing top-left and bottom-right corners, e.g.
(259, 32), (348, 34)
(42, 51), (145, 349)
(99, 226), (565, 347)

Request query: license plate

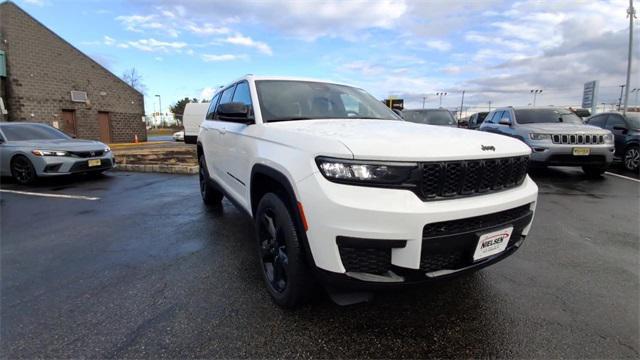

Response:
(88, 159), (102, 167)
(473, 227), (513, 261)
(572, 147), (590, 156)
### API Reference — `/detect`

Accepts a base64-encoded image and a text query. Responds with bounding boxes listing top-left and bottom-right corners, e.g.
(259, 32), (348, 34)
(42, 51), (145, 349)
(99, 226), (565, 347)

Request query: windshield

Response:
(514, 109), (584, 124)
(1, 124), (70, 141)
(402, 110), (456, 126)
(255, 80), (400, 122)
(626, 113), (640, 128)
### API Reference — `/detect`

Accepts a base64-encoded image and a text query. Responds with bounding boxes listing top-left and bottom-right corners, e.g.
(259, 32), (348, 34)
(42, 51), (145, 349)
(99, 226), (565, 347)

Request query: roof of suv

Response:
(231, 74), (357, 88)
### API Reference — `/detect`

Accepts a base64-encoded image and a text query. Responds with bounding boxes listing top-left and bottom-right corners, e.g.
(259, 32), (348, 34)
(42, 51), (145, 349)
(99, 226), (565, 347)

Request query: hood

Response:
(521, 123), (609, 133)
(8, 139), (107, 151)
(267, 119), (531, 161)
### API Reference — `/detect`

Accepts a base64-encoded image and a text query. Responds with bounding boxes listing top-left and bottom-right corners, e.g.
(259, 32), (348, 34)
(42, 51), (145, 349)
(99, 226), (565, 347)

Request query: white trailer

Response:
(183, 102), (210, 144)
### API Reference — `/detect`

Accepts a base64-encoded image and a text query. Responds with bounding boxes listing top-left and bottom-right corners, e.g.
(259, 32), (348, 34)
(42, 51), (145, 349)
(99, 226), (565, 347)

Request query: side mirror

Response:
(392, 109), (404, 118)
(498, 118), (512, 126)
(217, 102), (253, 123)
(613, 125), (628, 133)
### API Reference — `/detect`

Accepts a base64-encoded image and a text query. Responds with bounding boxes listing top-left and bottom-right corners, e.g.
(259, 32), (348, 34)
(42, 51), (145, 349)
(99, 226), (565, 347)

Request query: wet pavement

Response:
(1, 169), (638, 358)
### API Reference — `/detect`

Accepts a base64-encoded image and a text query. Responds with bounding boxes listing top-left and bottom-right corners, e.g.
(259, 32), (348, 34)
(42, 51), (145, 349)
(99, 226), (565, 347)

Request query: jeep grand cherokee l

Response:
(479, 107), (615, 177)
(197, 76), (538, 307)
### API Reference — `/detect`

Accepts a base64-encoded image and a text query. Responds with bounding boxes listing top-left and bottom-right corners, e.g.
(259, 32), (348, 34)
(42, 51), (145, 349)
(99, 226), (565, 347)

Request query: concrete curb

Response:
(113, 164), (198, 175)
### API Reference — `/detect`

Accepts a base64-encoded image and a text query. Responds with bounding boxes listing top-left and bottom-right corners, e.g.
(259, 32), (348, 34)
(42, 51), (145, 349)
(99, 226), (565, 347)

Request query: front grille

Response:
(552, 134), (604, 144)
(420, 252), (464, 272)
(546, 154), (607, 165)
(69, 150), (105, 158)
(338, 247), (390, 274)
(418, 156), (528, 200)
(423, 204), (532, 239)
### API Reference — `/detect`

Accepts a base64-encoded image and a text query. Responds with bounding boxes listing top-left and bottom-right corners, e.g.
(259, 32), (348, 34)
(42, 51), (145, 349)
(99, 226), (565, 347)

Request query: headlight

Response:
(104, 146), (111, 153)
(32, 150), (69, 156)
(603, 134), (614, 143)
(529, 133), (551, 141)
(316, 157), (416, 185)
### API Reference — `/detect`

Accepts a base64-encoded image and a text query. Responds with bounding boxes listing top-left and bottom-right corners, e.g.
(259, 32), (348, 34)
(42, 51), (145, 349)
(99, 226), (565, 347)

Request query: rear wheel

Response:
(11, 155), (37, 185)
(199, 156), (223, 205)
(255, 192), (314, 308)
(582, 165), (607, 178)
(623, 145), (639, 172)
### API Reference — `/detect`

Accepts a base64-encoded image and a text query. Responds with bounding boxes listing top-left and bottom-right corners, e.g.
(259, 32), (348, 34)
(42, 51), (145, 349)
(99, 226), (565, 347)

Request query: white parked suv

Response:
(197, 75), (538, 307)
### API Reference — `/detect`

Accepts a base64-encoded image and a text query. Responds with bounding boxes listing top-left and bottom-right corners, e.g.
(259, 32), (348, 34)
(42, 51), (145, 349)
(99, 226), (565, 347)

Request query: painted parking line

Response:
(0, 189), (100, 201)
(605, 172), (640, 183)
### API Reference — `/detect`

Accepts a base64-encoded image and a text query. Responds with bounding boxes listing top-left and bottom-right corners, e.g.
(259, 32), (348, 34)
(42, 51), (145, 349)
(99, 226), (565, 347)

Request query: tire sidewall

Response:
(11, 155), (36, 185)
(624, 145), (639, 172)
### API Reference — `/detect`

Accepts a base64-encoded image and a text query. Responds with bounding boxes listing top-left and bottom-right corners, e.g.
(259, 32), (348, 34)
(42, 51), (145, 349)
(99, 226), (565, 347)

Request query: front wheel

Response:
(255, 192), (314, 308)
(623, 145), (639, 172)
(582, 165), (607, 178)
(11, 155), (37, 185)
(199, 156), (223, 206)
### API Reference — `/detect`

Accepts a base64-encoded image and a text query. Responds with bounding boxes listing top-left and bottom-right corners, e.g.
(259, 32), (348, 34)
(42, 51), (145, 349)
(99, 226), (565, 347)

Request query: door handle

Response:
(219, 128), (227, 134)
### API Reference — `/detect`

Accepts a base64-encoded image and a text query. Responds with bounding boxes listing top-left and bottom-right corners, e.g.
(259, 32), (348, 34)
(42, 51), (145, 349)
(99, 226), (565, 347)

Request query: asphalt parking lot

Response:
(1, 168), (638, 358)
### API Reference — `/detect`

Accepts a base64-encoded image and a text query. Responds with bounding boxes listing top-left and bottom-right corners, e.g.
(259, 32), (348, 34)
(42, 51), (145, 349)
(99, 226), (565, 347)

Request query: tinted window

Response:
(231, 81), (252, 107)
(402, 110), (456, 126)
(605, 114), (626, 130)
(218, 86), (236, 106)
(476, 112), (488, 123)
(513, 109), (583, 124)
(490, 111), (504, 123)
(255, 80), (399, 122)
(501, 110), (513, 122)
(1, 124), (70, 141)
(587, 114), (606, 128)
(625, 113), (640, 128)
(205, 93), (221, 120)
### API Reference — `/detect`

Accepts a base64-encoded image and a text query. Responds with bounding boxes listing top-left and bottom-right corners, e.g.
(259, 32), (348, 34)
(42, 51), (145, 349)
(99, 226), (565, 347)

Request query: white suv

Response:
(197, 75), (538, 307)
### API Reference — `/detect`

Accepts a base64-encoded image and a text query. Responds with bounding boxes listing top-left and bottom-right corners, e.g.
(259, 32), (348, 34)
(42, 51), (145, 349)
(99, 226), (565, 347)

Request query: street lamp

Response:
(530, 89), (542, 107)
(436, 92), (447, 107)
(631, 88), (639, 106)
(155, 94), (162, 127)
(422, 96), (428, 109)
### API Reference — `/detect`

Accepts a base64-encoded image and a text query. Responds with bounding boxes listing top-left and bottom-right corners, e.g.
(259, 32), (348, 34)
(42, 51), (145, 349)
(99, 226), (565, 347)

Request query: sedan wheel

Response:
(11, 155), (37, 185)
(624, 146), (640, 172)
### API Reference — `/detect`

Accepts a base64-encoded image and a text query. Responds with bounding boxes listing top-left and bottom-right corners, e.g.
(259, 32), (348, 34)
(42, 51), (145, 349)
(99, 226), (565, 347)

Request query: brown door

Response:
(61, 110), (77, 137)
(97, 112), (112, 143)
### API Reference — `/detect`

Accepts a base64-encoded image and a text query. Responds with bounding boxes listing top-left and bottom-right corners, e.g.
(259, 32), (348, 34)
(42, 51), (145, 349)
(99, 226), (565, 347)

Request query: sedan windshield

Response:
(514, 109), (584, 124)
(1, 124), (70, 141)
(402, 110), (456, 126)
(255, 80), (400, 122)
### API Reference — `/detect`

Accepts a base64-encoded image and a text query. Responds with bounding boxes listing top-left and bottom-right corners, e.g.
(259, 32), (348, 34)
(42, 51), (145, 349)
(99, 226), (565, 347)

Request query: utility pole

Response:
(623, 0), (636, 115)
(488, 101), (492, 111)
(155, 94), (163, 127)
(459, 90), (465, 120)
(436, 92), (447, 107)
(617, 85), (626, 111)
(422, 96), (427, 109)
(530, 89), (543, 107)
(632, 88), (639, 106)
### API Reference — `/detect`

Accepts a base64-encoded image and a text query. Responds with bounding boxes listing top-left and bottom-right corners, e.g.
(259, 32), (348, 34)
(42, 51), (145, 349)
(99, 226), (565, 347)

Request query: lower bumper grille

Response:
(69, 158), (113, 172)
(338, 247), (391, 274)
(543, 154), (607, 165)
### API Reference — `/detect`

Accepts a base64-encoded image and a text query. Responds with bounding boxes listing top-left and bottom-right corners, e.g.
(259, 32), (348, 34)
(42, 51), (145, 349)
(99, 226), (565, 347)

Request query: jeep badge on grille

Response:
(481, 145), (496, 151)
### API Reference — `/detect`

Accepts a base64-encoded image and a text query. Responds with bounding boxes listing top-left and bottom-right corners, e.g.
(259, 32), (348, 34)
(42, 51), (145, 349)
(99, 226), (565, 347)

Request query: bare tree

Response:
(121, 68), (147, 94)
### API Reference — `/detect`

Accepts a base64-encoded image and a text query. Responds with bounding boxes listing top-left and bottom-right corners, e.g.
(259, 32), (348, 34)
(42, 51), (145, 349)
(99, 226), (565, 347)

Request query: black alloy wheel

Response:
(259, 207), (289, 293)
(11, 156), (37, 185)
(624, 145), (639, 172)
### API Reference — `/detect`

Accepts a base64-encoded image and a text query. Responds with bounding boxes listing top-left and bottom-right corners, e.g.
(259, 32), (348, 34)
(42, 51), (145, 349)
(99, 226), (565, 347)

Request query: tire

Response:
(582, 165), (607, 178)
(198, 156), (223, 206)
(255, 192), (314, 308)
(10, 155), (37, 185)
(623, 145), (639, 172)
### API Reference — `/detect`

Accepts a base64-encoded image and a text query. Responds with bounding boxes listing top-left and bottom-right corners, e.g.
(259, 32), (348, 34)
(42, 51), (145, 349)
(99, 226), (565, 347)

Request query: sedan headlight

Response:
(529, 133), (551, 141)
(104, 146), (111, 153)
(603, 133), (614, 143)
(316, 157), (416, 185)
(32, 150), (69, 156)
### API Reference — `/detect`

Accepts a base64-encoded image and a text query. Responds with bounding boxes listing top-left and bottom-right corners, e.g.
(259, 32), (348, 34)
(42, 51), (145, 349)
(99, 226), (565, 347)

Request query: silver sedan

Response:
(0, 122), (115, 185)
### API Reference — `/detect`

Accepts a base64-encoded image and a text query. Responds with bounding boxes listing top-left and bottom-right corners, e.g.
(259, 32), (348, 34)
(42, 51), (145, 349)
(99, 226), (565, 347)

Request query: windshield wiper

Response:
(267, 117), (314, 122)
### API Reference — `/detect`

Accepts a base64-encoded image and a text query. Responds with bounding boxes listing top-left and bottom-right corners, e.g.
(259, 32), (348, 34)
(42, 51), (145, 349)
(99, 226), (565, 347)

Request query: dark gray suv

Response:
(586, 112), (640, 172)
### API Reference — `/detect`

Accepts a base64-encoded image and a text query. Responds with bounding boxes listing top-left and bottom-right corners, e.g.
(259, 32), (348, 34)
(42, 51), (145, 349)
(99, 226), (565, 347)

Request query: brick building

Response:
(0, 1), (146, 143)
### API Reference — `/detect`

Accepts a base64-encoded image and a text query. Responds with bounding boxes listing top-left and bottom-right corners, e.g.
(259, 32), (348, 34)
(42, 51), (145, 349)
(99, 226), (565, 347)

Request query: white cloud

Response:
(200, 87), (217, 100)
(116, 14), (180, 38)
(201, 54), (244, 62)
(224, 34), (272, 55)
(126, 38), (188, 52)
(425, 40), (452, 52)
(103, 36), (116, 46)
(187, 23), (231, 36)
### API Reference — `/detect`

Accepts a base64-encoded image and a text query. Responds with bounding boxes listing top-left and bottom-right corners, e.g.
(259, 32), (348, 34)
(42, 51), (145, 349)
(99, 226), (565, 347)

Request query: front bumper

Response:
(528, 141), (614, 166)
(34, 153), (115, 176)
(295, 171), (538, 285)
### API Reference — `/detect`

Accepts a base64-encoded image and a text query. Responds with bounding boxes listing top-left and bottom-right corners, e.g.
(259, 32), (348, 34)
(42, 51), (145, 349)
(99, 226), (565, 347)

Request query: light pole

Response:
(632, 88), (639, 106)
(617, 85), (626, 111)
(422, 96), (427, 109)
(459, 90), (465, 120)
(623, 0), (635, 115)
(155, 94), (162, 127)
(530, 89), (542, 107)
(488, 101), (492, 112)
(436, 92), (447, 107)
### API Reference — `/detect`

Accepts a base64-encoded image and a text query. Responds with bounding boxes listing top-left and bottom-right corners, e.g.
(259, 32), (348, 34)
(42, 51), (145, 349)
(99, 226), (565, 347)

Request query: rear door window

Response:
(205, 93), (221, 120)
(587, 114), (606, 128)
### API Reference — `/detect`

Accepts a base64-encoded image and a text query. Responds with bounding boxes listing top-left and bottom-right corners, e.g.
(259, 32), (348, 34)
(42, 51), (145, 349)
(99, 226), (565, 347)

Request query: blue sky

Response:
(16, 0), (639, 115)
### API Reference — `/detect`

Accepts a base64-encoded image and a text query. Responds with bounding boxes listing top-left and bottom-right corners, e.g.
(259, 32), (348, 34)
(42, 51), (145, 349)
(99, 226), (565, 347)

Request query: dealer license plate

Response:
(572, 147), (590, 156)
(473, 227), (513, 261)
(88, 159), (102, 167)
